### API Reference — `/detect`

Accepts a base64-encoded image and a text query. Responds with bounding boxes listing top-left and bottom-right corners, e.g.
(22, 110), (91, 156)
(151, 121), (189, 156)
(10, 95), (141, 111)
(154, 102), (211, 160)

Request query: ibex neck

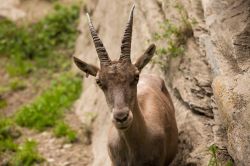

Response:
(119, 97), (147, 149)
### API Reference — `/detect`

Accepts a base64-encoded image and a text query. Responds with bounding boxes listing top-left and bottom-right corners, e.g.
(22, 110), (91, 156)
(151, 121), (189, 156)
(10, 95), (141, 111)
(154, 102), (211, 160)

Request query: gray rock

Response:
(63, 144), (72, 149)
(213, 72), (250, 165)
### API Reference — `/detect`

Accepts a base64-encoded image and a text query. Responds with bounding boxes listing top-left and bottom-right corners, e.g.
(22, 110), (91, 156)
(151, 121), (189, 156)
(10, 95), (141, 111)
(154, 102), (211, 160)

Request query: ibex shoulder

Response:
(138, 74), (165, 91)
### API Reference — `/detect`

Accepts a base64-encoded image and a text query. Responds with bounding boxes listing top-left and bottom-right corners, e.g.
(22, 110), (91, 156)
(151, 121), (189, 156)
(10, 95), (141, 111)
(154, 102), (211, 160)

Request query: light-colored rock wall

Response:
(201, 0), (250, 165)
(74, 0), (250, 165)
(0, 0), (26, 21)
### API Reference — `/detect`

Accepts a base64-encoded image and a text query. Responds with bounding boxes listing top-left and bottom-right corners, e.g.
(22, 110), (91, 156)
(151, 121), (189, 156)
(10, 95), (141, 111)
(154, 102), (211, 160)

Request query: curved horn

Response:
(87, 13), (111, 66)
(119, 5), (135, 63)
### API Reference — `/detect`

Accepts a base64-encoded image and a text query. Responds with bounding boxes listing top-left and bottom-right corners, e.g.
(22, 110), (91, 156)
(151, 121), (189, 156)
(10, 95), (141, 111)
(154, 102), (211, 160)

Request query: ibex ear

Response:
(73, 57), (99, 77)
(134, 44), (156, 71)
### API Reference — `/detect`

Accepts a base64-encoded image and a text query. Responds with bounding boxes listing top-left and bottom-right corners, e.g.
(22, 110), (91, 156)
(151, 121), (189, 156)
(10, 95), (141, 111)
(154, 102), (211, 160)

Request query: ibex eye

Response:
(96, 79), (107, 90)
(131, 74), (139, 86)
(135, 74), (139, 81)
(96, 79), (102, 86)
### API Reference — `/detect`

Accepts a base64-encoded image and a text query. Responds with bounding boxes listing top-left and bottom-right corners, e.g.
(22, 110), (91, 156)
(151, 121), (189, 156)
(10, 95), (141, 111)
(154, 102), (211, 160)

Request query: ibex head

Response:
(74, 5), (156, 130)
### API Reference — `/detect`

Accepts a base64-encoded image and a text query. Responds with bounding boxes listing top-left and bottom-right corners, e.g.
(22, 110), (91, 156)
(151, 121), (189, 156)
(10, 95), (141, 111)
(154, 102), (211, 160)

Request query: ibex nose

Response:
(113, 110), (129, 123)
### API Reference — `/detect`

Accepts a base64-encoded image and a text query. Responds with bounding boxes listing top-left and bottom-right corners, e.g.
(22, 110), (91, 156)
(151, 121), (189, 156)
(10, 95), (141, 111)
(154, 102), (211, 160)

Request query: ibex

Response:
(74, 5), (178, 166)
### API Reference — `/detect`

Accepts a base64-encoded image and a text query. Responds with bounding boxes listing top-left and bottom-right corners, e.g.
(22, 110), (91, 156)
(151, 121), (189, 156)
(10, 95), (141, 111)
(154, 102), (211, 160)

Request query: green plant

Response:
(6, 58), (33, 77)
(0, 3), (81, 163)
(151, 19), (185, 71)
(225, 160), (234, 166)
(34, 4), (80, 52)
(15, 73), (82, 131)
(0, 98), (7, 109)
(0, 19), (18, 56)
(0, 118), (20, 154)
(173, 3), (193, 41)
(11, 140), (43, 166)
(53, 121), (77, 142)
(0, 4), (80, 76)
(208, 144), (234, 166)
(208, 144), (219, 166)
(0, 115), (43, 165)
(0, 118), (13, 139)
(151, 3), (193, 72)
(9, 79), (27, 92)
(0, 86), (9, 94)
(45, 0), (59, 2)
(0, 79), (26, 97)
(0, 138), (18, 152)
(0, 118), (20, 140)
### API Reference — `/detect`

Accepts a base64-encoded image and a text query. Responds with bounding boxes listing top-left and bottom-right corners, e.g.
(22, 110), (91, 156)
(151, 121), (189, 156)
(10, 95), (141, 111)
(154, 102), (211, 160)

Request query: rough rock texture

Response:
(0, 0), (26, 21)
(201, 0), (250, 165)
(74, 0), (250, 165)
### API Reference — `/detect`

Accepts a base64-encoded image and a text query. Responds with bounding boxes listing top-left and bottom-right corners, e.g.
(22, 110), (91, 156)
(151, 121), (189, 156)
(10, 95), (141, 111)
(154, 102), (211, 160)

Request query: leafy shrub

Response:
(15, 73), (82, 131)
(151, 3), (193, 72)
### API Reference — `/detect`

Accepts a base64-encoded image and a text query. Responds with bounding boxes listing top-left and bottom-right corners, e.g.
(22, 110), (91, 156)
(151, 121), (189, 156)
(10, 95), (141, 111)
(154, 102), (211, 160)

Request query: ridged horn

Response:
(119, 5), (135, 63)
(87, 13), (111, 66)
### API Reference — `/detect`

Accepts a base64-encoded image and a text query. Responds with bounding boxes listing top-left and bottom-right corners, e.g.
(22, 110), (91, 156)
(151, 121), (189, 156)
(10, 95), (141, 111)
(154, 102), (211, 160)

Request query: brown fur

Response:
(73, 5), (178, 165)
(105, 66), (178, 166)
(74, 58), (178, 165)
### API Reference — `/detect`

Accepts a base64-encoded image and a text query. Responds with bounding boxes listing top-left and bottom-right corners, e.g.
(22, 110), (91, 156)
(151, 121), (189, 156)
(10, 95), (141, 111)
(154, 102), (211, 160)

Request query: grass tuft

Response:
(0, 118), (20, 157)
(0, 118), (43, 165)
(0, 4), (80, 76)
(0, 138), (18, 152)
(0, 118), (21, 140)
(53, 121), (77, 143)
(208, 144), (219, 166)
(11, 140), (43, 166)
(208, 144), (234, 166)
(9, 79), (27, 92)
(15, 73), (82, 131)
(0, 98), (8, 109)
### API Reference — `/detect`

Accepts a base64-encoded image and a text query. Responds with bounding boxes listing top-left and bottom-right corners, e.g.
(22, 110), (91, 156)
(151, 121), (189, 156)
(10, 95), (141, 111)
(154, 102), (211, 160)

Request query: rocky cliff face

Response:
(203, 0), (250, 164)
(74, 0), (250, 165)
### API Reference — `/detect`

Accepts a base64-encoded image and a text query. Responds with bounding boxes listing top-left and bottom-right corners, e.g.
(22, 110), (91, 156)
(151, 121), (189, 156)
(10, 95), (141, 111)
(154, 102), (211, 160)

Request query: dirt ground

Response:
(18, 110), (93, 166)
